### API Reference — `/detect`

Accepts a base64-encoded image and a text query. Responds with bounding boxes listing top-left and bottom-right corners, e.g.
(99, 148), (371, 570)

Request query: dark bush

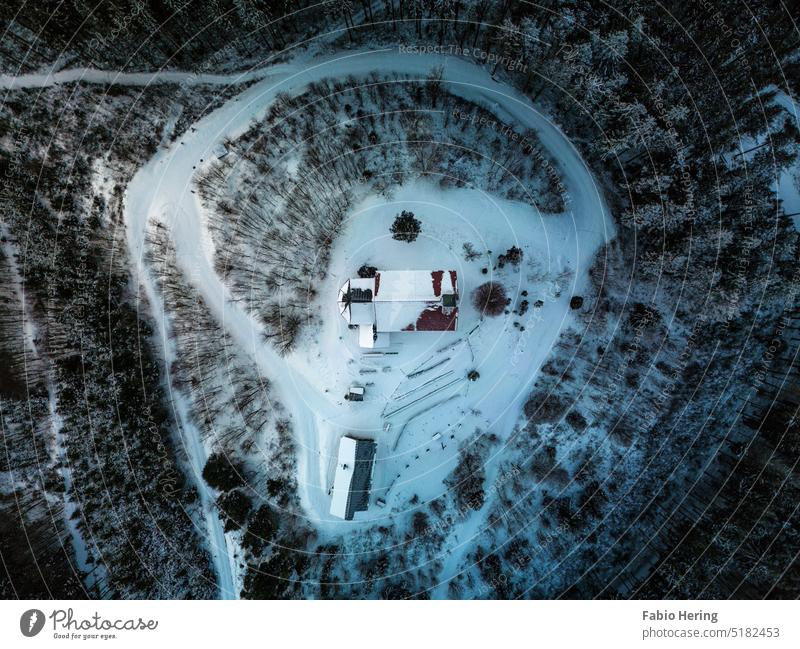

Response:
(412, 511), (429, 536)
(523, 393), (567, 424)
(462, 242), (481, 260)
(202, 453), (245, 491)
(570, 295), (584, 309)
(498, 245), (523, 268)
(565, 410), (587, 430)
(472, 282), (507, 316)
(446, 450), (486, 512)
(242, 552), (293, 598)
(628, 301), (659, 328)
(530, 445), (558, 480)
(266, 478), (288, 498)
(358, 264), (377, 278)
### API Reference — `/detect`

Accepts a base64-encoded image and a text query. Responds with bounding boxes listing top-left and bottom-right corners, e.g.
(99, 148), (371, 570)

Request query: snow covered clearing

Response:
(290, 181), (606, 528)
(114, 48), (613, 595)
(4, 0), (798, 604)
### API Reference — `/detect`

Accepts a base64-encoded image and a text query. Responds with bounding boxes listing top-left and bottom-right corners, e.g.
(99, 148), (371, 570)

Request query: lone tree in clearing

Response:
(472, 282), (508, 317)
(390, 210), (421, 242)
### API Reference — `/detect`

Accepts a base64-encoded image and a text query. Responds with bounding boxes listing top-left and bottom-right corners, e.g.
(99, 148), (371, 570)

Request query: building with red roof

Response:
(337, 270), (458, 348)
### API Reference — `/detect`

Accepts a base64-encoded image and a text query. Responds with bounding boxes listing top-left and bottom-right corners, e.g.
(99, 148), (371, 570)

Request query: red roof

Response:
(431, 270), (444, 296)
(410, 305), (458, 331)
(350, 270), (459, 333)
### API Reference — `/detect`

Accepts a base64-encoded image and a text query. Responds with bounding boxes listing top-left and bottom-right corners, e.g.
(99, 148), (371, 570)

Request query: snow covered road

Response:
(0, 66), (278, 90)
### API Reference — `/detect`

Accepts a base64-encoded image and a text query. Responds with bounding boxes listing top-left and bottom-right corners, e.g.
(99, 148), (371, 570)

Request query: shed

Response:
(330, 437), (377, 520)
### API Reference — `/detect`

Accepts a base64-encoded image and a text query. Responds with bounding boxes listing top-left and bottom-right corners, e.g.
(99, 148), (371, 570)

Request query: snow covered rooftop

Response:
(374, 300), (456, 331)
(375, 270), (456, 301)
(348, 302), (375, 325)
(338, 270), (458, 346)
(329, 436), (377, 520)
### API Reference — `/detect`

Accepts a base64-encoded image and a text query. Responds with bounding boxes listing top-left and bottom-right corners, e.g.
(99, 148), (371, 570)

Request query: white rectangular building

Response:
(329, 436), (377, 520)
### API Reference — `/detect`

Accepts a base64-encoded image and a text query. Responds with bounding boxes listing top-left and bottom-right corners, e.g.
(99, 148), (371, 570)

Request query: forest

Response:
(0, 1), (798, 599)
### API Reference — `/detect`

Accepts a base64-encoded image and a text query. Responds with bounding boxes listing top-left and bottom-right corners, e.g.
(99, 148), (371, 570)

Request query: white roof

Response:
(358, 325), (390, 348)
(349, 278), (374, 291)
(375, 270), (448, 301)
(330, 437), (357, 519)
(375, 300), (428, 331)
(348, 302), (375, 325)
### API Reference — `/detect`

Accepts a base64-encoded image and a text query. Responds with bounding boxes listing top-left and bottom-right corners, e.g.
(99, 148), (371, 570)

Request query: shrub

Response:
(570, 295), (584, 309)
(446, 450), (486, 512)
(202, 453), (245, 491)
(467, 369), (480, 381)
(523, 393), (567, 424)
(243, 553), (292, 598)
(412, 511), (429, 536)
(358, 264), (377, 278)
(498, 245), (523, 268)
(628, 301), (659, 327)
(390, 210), (421, 242)
(462, 242), (481, 261)
(472, 282), (507, 316)
(566, 410), (587, 430)
(266, 478), (288, 498)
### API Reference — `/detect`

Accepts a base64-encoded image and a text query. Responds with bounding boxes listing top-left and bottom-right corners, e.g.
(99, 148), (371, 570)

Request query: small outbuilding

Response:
(346, 385), (365, 401)
(330, 436), (377, 520)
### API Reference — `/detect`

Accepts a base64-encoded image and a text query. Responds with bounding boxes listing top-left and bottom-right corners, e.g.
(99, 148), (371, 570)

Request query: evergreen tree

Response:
(390, 210), (422, 242)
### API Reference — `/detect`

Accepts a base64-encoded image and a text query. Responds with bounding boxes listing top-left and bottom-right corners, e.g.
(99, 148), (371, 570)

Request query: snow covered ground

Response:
(289, 181), (606, 531)
(0, 45), (615, 594)
(91, 47), (614, 596)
